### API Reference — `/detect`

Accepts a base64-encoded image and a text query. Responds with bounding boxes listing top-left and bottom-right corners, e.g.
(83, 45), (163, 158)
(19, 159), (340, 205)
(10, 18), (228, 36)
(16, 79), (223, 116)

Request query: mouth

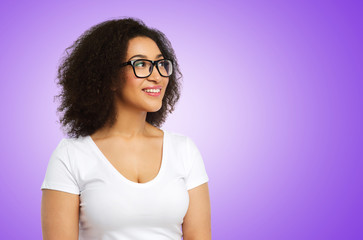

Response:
(142, 87), (162, 96)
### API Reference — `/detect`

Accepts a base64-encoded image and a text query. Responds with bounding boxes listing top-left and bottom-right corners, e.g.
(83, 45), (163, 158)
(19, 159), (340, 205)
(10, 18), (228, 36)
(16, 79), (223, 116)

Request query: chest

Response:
(76, 134), (190, 237)
(79, 177), (189, 236)
(93, 137), (164, 184)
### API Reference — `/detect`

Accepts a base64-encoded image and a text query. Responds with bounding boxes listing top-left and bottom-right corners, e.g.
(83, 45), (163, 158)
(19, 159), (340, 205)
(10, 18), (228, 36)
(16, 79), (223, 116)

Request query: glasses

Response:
(120, 59), (173, 78)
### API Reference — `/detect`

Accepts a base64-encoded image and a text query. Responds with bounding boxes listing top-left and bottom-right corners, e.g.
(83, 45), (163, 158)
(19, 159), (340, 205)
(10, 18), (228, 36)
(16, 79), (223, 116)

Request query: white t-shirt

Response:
(41, 129), (209, 240)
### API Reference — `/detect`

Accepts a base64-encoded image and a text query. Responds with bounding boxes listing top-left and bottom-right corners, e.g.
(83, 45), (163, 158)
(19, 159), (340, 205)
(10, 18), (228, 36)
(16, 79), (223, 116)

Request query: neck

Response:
(93, 98), (151, 140)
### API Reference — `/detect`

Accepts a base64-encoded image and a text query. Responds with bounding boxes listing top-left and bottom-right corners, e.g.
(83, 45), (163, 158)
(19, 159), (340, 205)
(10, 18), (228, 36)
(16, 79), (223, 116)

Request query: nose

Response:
(147, 64), (162, 82)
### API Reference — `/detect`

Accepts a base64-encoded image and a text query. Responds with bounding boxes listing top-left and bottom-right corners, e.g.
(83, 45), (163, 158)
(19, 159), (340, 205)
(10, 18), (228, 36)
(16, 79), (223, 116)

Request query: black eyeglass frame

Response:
(120, 59), (173, 78)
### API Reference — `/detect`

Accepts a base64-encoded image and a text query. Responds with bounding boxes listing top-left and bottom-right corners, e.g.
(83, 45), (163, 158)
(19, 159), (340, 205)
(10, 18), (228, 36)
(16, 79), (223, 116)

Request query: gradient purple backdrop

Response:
(0, 0), (362, 239)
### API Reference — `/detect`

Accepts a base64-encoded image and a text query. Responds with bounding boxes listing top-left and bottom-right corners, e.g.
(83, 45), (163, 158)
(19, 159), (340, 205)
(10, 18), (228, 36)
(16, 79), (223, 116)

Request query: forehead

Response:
(126, 36), (162, 58)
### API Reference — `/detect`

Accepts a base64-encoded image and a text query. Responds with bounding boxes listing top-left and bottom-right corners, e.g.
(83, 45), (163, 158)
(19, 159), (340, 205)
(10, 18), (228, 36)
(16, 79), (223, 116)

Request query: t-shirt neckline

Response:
(86, 129), (167, 187)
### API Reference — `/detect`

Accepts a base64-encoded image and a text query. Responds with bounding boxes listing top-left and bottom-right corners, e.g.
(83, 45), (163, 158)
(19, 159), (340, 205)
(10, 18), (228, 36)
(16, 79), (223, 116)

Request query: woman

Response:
(40, 18), (211, 240)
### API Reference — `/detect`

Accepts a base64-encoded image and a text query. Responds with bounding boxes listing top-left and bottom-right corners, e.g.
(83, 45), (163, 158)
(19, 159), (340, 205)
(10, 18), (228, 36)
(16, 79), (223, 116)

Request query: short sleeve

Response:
(40, 138), (80, 195)
(184, 137), (209, 190)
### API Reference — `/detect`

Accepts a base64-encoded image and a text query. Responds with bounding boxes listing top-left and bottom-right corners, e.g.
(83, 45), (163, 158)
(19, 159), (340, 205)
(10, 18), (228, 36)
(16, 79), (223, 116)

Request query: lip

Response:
(142, 85), (162, 90)
(142, 85), (162, 97)
(143, 91), (161, 97)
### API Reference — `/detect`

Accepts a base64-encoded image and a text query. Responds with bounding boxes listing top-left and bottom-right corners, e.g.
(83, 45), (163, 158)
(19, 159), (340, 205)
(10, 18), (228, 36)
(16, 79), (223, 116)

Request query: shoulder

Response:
(51, 136), (95, 176)
(164, 129), (199, 147)
(63, 135), (90, 148)
(163, 129), (190, 144)
(50, 138), (69, 156)
(163, 129), (201, 157)
(53, 136), (91, 161)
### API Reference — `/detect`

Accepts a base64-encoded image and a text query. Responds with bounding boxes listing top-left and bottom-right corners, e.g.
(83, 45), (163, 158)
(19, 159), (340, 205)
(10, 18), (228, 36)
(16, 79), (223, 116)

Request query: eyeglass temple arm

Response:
(120, 61), (132, 67)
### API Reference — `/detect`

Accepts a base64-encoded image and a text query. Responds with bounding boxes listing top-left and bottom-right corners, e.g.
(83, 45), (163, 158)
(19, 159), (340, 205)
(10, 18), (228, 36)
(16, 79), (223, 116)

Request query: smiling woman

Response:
(115, 36), (171, 114)
(40, 17), (211, 240)
(55, 18), (181, 136)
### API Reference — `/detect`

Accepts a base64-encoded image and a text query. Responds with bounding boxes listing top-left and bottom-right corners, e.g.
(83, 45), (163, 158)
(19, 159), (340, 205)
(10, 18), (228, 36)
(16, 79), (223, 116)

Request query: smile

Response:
(143, 89), (161, 93)
(142, 88), (161, 96)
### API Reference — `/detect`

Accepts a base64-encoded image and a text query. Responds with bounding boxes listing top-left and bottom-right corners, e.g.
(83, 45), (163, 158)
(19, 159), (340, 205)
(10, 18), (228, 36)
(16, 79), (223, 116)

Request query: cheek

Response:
(124, 71), (137, 85)
(121, 74), (143, 95)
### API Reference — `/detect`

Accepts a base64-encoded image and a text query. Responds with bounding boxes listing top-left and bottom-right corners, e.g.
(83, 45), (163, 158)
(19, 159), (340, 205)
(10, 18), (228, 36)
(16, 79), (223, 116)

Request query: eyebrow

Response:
(128, 54), (164, 61)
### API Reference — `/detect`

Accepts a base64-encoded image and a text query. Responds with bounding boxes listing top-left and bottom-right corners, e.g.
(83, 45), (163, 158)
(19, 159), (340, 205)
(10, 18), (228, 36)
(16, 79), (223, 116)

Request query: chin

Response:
(145, 104), (162, 112)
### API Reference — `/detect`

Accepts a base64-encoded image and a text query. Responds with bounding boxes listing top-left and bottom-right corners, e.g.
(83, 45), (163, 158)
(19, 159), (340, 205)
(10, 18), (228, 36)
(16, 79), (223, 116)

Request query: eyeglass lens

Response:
(133, 59), (172, 77)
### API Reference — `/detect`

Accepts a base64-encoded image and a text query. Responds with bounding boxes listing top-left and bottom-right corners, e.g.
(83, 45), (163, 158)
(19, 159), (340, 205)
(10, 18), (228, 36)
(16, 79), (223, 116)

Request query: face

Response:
(116, 36), (169, 112)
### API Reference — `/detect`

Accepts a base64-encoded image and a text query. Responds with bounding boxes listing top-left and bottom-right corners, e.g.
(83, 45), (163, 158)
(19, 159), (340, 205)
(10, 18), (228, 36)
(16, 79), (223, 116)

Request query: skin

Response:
(41, 36), (211, 240)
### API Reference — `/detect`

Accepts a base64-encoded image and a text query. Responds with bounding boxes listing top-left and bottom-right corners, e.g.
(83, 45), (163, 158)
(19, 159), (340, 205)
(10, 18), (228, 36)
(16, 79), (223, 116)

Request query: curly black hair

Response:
(55, 17), (182, 138)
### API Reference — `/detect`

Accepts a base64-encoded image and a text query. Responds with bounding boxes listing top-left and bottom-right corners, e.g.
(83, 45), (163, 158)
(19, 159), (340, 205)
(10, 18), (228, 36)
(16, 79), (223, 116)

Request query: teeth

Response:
(143, 89), (160, 93)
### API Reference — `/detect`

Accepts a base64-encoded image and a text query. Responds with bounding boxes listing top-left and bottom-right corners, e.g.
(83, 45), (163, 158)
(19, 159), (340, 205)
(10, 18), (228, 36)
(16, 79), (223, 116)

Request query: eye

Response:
(158, 60), (167, 68)
(134, 60), (146, 68)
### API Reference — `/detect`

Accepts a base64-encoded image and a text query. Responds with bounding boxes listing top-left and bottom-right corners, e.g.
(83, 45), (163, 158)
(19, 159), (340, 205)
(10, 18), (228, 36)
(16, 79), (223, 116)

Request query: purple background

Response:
(1, 0), (362, 239)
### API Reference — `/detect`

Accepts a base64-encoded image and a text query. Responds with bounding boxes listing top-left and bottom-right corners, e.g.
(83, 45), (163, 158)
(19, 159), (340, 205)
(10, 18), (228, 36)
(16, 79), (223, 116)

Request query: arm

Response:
(41, 189), (80, 240)
(182, 182), (211, 240)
